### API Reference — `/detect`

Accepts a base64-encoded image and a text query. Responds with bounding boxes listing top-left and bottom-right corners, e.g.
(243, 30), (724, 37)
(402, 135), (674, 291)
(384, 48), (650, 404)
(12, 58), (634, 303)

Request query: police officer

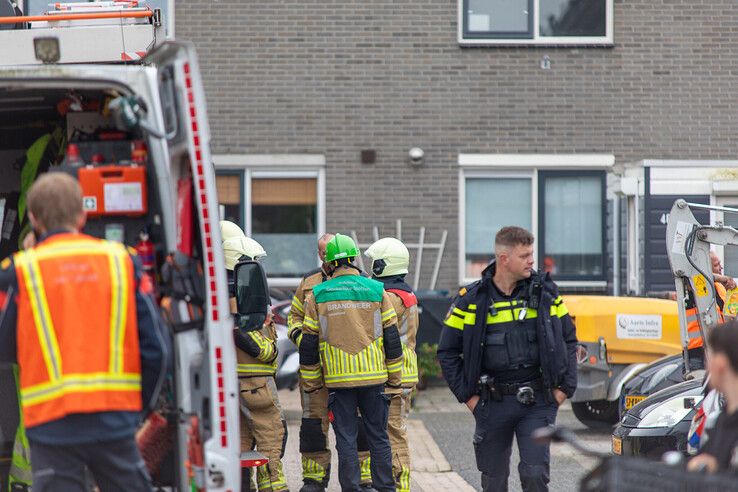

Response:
(288, 233), (374, 492)
(221, 221), (288, 492)
(300, 234), (403, 492)
(437, 226), (577, 492)
(365, 238), (419, 492)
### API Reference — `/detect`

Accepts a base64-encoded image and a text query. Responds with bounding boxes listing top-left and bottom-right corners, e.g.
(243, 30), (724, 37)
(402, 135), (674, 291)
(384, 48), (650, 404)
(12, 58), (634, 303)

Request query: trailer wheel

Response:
(572, 400), (620, 428)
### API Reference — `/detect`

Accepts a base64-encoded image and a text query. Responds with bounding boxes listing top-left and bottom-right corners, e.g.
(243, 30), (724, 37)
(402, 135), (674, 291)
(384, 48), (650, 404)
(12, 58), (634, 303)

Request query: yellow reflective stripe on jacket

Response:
(304, 316), (319, 330)
(381, 308), (397, 323)
(237, 363), (276, 374)
(401, 344), (419, 384)
(21, 372), (141, 406)
(106, 244), (129, 374)
(291, 295), (305, 314)
(248, 331), (275, 362)
(320, 338), (389, 385)
(16, 251), (63, 382)
(487, 304), (538, 324)
(444, 312), (465, 330)
(300, 366), (322, 380)
(551, 296), (568, 317)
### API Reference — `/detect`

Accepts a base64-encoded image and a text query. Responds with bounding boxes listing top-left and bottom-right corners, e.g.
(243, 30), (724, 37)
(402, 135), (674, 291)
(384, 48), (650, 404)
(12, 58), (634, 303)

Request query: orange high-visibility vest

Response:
(687, 282), (726, 350)
(14, 233), (142, 428)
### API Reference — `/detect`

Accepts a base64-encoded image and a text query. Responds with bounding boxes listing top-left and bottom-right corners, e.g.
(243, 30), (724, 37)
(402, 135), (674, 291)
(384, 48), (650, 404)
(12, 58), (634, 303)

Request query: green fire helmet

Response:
(365, 237), (410, 277)
(325, 233), (360, 263)
(220, 220), (267, 270)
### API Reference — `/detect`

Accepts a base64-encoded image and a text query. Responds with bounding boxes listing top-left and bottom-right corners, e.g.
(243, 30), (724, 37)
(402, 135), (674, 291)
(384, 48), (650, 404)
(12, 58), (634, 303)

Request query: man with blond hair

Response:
(0, 172), (168, 491)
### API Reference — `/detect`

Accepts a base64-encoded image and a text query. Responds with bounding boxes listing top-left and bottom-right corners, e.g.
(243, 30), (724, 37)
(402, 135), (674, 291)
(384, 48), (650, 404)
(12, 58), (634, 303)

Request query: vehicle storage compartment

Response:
(0, 85), (180, 489)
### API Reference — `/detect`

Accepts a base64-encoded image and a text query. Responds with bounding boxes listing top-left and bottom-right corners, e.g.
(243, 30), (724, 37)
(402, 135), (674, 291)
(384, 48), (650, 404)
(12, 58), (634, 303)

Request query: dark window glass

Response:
(539, 0), (606, 37)
(251, 178), (318, 278)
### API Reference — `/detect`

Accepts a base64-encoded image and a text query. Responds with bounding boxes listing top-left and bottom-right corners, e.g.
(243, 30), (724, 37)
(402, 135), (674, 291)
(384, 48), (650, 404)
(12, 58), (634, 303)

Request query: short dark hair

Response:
(708, 320), (738, 373)
(495, 226), (535, 248)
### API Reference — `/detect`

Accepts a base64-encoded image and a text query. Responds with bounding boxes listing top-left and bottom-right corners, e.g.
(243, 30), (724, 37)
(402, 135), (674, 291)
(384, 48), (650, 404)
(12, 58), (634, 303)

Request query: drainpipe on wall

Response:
(613, 194), (620, 297)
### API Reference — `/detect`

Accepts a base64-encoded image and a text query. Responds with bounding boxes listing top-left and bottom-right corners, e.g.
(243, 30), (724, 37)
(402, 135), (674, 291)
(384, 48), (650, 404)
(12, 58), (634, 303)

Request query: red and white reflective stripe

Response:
(182, 61), (219, 322)
(182, 60), (227, 447)
(120, 51), (147, 61)
(215, 347), (227, 447)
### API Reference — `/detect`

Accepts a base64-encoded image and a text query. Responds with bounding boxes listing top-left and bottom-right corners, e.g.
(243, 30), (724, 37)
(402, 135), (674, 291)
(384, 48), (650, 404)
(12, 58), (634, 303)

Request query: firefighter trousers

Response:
(239, 376), (288, 492)
(298, 378), (371, 487)
(387, 389), (413, 492)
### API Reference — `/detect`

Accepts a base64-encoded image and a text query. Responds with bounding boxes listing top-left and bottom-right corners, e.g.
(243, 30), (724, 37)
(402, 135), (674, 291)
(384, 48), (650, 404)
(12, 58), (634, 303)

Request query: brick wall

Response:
(175, 0), (738, 291)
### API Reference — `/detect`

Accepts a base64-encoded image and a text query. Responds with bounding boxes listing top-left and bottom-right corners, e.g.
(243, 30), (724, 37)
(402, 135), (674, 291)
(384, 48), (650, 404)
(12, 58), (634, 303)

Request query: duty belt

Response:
(496, 378), (544, 395)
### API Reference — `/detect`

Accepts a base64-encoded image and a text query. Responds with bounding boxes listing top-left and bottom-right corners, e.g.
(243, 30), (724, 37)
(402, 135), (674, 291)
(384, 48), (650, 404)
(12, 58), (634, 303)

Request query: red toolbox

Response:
(79, 165), (148, 217)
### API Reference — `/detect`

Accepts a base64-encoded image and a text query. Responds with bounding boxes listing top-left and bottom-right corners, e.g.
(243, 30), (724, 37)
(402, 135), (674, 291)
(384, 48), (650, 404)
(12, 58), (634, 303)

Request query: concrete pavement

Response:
(275, 386), (611, 491)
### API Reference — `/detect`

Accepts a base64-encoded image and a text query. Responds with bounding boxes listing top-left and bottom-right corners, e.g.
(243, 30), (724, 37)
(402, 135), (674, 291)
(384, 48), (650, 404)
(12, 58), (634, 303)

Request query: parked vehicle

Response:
(612, 378), (704, 459)
(566, 295), (681, 428)
(0, 3), (268, 490)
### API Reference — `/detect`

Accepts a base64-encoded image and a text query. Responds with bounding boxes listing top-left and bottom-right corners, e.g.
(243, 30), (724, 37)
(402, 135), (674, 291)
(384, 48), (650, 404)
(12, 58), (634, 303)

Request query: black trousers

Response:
(29, 437), (152, 492)
(473, 392), (558, 492)
(328, 384), (395, 492)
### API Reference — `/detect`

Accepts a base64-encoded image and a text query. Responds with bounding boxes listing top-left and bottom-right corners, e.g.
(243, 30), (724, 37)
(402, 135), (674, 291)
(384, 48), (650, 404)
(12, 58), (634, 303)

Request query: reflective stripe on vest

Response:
(15, 236), (141, 427)
(320, 338), (388, 385)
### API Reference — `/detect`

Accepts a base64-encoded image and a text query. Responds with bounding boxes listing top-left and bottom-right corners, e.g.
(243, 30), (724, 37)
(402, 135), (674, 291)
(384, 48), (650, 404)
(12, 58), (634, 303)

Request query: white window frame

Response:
(458, 0), (614, 46)
(458, 153), (613, 287)
(214, 154), (326, 288)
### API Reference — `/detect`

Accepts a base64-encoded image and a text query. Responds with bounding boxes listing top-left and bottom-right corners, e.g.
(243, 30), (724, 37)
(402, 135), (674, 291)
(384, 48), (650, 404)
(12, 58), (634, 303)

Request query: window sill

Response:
(458, 37), (614, 47)
(555, 280), (607, 289)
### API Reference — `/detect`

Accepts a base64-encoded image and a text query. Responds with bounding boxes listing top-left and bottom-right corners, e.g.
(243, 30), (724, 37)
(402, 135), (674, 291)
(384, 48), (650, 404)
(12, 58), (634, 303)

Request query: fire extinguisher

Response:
(135, 228), (156, 291)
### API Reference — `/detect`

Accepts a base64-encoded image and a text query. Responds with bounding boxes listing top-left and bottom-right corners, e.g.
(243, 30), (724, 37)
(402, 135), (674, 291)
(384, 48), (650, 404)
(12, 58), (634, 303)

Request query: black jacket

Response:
(436, 261), (578, 403)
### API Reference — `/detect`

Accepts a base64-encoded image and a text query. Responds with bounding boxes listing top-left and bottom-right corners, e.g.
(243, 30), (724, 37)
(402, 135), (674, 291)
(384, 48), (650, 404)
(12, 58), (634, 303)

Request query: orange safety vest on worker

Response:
(14, 233), (141, 428)
(686, 282), (726, 350)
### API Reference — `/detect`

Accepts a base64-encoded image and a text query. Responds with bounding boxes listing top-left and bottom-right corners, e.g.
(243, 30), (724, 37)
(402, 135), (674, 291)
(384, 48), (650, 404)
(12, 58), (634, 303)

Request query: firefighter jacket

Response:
(299, 266), (404, 391)
(377, 276), (419, 387)
(288, 266), (329, 347)
(437, 261), (578, 404)
(686, 282), (725, 350)
(231, 296), (278, 377)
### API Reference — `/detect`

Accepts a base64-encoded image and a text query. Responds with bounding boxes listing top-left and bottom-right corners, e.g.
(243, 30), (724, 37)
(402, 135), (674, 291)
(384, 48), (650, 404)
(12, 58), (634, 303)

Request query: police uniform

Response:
(300, 265), (404, 492)
(376, 276), (419, 492)
(437, 261), (577, 492)
(289, 266), (373, 491)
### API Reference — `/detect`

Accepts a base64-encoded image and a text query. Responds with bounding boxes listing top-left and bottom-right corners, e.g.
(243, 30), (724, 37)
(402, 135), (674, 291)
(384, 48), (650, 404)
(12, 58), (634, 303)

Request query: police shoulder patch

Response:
(0, 258), (10, 270)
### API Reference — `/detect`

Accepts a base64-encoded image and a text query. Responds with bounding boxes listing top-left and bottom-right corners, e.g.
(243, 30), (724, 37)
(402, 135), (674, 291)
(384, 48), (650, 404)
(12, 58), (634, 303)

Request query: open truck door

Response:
(144, 41), (241, 491)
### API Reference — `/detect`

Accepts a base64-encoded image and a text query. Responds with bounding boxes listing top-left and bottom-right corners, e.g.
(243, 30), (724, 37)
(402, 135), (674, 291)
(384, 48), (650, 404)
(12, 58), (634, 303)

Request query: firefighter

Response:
(365, 238), (419, 492)
(221, 221), (288, 492)
(0, 173), (168, 491)
(288, 234), (373, 492)
(438, 226), (577, 492)
(300, 234), (403, 492)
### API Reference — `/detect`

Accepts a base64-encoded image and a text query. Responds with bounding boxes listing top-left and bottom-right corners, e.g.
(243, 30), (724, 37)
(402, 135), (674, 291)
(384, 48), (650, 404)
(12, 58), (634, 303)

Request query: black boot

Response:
(299, 479), (326, 492)
(241, 467), (253, 492)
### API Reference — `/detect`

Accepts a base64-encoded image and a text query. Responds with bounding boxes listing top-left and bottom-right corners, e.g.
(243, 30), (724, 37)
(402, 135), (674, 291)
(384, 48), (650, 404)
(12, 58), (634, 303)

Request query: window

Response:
(465, 177), (532, 278)
(723, 204), (738, 279)
(215, 162), (325, 285)
(460, 167), (606, 284)
(539, 172), (605, 280)
(460, 0), (612, 45)
(251, 177), (318, 278)
(216, 173), (243, 227)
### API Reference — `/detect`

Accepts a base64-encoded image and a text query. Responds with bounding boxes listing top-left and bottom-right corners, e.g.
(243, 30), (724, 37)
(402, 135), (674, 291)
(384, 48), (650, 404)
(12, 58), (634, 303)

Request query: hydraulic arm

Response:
(666, 199), (738, 372)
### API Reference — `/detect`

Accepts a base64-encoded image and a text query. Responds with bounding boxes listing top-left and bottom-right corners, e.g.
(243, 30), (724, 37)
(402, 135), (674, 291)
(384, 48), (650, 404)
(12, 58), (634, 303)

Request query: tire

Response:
(571, 400), (620, 429)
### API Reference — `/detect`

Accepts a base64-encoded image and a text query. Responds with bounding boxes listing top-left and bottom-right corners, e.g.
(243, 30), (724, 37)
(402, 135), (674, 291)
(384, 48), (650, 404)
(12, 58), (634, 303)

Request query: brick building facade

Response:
(175, 0), (738, 294)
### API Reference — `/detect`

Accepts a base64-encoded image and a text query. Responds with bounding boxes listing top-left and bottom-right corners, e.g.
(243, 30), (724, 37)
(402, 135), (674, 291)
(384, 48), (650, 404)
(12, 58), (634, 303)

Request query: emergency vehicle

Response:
(0, 2), (266, 490)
